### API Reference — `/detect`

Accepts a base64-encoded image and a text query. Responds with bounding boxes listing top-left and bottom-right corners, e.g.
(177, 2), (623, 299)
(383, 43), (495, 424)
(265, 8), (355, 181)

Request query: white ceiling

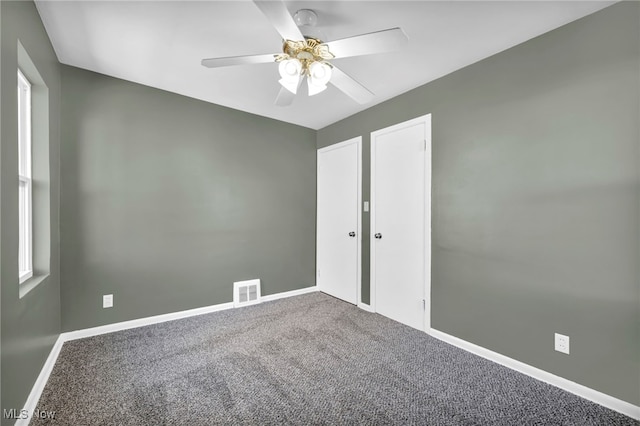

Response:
(35, 0), (614, 130)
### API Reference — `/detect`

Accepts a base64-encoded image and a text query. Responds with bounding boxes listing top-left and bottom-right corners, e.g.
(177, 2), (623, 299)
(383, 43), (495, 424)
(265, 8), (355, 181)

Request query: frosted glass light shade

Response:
(307, 61), (332, 96)
(307, 77), (327, 96)
(279, 58), (302, 78)
(309, 61), (332, 86)
(279, 77), (301, 94)
(278, 59), (303, 94)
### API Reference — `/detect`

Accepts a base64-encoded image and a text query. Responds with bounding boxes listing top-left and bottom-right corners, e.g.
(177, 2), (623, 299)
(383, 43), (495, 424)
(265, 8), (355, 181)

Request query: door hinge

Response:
(423, 139), (427, 151)
(422, 299), (426, 310)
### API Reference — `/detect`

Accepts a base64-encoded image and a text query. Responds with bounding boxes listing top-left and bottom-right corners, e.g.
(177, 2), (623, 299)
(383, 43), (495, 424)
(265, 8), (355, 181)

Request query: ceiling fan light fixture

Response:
(307, 77), (327, 96)
(278, 58), (302, 80)
(309, 61), (332, 85)
(279, 76), (300, 94)
(278, 58), (302, 94)
(202, 1), (408, 106)
(306, 61), (332, 96)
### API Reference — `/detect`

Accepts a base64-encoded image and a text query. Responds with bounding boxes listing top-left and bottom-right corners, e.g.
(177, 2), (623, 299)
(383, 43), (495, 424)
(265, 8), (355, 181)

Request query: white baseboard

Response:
(15, 336), (65, 426)
(429, 328), (640, 420)
(18, 285), (318, 425)
(261, 285), (318, 302)
(64, 302), (236, 342)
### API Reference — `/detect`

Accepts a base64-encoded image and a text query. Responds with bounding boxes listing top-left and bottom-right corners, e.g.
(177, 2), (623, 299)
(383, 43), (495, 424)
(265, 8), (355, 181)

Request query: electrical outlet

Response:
(555, 333), (570, 354)
(103, 294), (113, 309)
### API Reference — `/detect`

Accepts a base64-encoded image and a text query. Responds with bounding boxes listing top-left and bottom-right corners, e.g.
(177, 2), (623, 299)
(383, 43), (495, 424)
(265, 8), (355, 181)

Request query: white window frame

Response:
(18, 69), (33, 284)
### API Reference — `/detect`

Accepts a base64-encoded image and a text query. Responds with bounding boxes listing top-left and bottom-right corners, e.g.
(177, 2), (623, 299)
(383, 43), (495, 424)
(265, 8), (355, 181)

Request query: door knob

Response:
(348, 232), (356, 237)
(374, 233), (382, 239)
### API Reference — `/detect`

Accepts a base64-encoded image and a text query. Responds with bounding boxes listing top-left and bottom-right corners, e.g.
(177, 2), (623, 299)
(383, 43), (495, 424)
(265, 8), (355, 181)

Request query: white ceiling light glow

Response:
(278, 58), (302, 94)
(279, 58), (332, 96)
(307, 61), (332, 96)
(274, 37), (337, 97)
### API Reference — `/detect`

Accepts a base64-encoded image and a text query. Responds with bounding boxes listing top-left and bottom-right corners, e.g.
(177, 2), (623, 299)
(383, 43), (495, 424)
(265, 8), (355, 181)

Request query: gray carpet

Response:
(33, 292), (637, 425)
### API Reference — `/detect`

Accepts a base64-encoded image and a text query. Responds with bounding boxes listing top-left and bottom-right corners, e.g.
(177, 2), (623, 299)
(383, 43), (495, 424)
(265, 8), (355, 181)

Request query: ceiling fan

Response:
(201, 0), (408, 106)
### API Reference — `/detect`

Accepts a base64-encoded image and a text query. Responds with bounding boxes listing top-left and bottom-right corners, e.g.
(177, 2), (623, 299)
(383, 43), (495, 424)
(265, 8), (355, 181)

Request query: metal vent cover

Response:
(233, 279), (261, 308)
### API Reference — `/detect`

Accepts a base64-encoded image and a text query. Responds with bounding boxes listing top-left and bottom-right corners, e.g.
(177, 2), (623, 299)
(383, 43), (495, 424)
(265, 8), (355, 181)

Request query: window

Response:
(18, 69), (33, 284)
(17, 42), (51, 298)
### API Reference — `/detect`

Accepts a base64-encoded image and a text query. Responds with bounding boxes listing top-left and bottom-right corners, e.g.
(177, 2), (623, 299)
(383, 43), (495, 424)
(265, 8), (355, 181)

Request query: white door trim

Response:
(317, 136), (362, 306)
(370, 114), (432, 331)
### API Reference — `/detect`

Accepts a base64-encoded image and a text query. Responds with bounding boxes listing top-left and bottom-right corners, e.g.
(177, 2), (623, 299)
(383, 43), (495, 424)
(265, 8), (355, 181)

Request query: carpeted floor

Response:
(33, 292), (637, 425)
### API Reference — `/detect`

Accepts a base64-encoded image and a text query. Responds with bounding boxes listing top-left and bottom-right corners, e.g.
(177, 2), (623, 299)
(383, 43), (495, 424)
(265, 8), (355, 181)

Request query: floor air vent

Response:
(233, 279), (261, 308)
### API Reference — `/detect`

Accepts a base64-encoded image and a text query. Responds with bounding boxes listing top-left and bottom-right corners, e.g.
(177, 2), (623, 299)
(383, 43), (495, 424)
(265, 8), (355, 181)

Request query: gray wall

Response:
(317, 2), (639, 405)
(0, 0), (61, 422)
(60, 66), (316, 332)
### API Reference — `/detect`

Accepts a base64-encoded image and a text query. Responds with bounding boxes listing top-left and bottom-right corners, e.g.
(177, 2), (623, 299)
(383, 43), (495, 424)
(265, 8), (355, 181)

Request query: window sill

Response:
(19, 270), (33, 284)
(19, 274), (49, 299)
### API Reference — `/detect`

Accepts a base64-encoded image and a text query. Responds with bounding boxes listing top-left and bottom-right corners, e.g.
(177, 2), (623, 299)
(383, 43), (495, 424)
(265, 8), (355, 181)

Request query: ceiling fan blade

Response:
(330, 66), (375, 104)
(325, 28), (408, 59)
(253, 0), (304, 42)
(275, 86), (296, 107)
(201, 53), (278, 68)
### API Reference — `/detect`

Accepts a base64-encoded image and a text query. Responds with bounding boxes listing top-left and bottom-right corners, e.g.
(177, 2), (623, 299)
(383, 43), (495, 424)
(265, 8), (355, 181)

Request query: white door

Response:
(371, 115), (431, 331)
(317, 137), (361, 305)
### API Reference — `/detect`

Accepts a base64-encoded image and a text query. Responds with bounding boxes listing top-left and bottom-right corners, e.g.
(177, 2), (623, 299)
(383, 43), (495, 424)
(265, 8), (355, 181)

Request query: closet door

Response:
(317, 137), (361, 304)
(371, 115), (431, 331)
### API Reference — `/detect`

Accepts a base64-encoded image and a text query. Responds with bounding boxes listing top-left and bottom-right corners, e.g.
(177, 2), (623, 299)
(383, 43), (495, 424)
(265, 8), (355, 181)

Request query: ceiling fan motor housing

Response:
(294, 9), (327, 41)
(293, 9), (318, 27)
(277, 38), (334, 76)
